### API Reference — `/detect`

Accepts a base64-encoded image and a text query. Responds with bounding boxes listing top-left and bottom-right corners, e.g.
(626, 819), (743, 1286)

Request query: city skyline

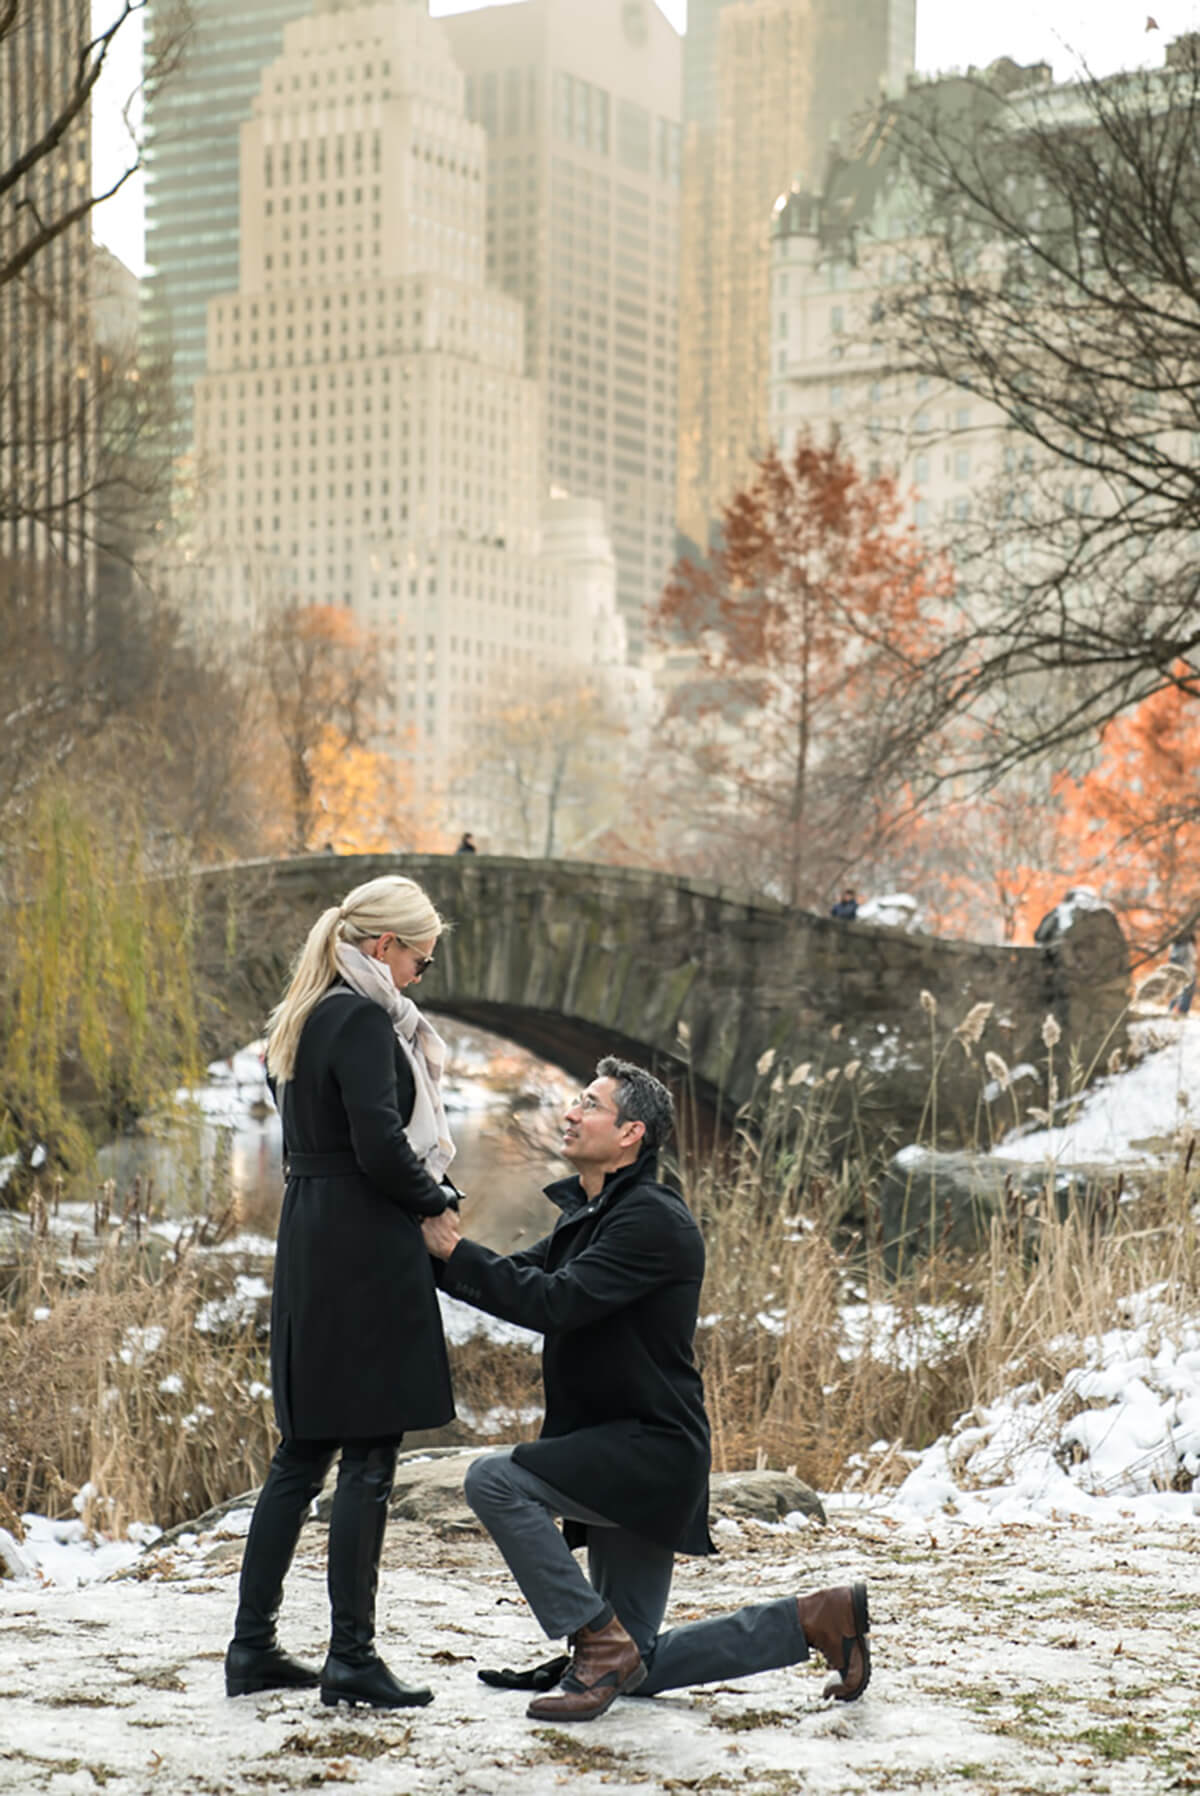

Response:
(92, 0), (1200, 276)
(442, 0), (682, 656)
(675, 0), (914, 550)
(185, 0), (630, 792)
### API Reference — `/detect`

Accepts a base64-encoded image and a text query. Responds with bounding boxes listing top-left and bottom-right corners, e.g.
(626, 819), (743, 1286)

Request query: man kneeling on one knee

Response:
(420, 1056), (871, 1722)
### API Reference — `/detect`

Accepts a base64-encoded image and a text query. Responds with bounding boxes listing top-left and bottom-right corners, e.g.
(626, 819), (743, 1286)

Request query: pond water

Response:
(96, 1020), (570, 1256)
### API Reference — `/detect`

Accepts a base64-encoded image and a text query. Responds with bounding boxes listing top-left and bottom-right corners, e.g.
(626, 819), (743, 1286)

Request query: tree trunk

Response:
(788, 581), (812, 906)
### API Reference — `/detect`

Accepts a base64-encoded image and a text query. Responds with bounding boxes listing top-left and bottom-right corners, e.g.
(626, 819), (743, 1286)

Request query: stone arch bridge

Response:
(192, 854), (1129, 1142)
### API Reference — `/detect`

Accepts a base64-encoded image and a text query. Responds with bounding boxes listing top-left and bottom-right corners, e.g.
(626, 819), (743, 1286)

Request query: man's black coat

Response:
(272, 986), (454, 1442)
(440, 1146), (714, 1555)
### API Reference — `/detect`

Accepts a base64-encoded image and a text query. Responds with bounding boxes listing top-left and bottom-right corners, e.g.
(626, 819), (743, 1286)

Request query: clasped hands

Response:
(422, 1206), (462, 1260)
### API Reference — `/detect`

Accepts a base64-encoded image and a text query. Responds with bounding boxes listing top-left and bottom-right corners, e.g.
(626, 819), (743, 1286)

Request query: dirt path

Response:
(2, 1501), (1199, 1795)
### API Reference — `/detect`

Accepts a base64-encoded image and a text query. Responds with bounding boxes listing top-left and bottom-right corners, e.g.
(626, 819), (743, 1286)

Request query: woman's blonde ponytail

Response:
(264, 876), (445, 1083)
(265, 905), (343, 1082)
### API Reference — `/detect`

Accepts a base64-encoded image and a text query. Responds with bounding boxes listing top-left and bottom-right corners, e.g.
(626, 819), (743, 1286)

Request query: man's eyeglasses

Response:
(571, 1092), (617, 1117)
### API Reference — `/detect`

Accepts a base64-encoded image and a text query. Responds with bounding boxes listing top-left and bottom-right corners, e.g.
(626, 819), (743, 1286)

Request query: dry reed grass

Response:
(682, 1045), (1200, 1493)
(967, 1150), (1200, 1408)
(0, 1177), (545, 1539)
(445, 1336), (543, 1440)
(0, 1193), (277, 1535)
(4, 1028), (1199, 1538)
(684, 1065), (977, 1488)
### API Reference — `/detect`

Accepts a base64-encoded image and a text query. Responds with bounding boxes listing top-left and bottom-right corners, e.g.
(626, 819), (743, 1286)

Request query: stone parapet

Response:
(192, 854), (1129, 1145)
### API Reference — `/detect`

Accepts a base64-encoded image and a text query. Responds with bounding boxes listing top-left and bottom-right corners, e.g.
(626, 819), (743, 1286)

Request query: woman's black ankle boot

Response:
(320, 1442), (431, 1709)
(319, 1653), (433, 1708)
(226, 1641), (321, 1697)
(226, 1441), (331, 1696)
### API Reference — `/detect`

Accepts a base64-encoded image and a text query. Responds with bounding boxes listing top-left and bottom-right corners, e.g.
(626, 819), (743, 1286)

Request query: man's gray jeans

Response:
(464, 1449), (809, 1697)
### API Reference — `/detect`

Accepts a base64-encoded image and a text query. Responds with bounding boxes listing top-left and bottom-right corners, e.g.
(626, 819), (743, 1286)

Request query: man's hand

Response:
(422, 1207), (462, 1260)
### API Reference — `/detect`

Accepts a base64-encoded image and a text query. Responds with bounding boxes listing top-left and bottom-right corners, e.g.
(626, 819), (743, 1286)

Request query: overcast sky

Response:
(93, 0), (1200, 275)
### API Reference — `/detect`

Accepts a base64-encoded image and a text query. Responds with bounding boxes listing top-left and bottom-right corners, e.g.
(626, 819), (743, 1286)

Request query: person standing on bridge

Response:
(225, 874), (457, 1711)
(420, 1057), (871, 1722)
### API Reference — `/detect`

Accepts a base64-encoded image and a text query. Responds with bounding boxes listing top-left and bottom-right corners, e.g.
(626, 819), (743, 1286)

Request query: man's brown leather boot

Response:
(796, 1580), (871, 1701)
(526, 1614), (646, 1721)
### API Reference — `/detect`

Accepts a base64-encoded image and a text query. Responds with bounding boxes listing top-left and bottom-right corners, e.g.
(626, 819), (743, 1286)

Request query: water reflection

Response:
(98, 1021), (570, 1256)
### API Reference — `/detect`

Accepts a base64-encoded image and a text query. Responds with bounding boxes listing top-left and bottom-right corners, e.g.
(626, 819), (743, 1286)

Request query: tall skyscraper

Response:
(1, 0), (95, 632)
(142, 0), (315, 446)
(765, 60), (1056, 544)
(442, 0), (682, 660)
(677, 0), (915, 550)
(190, 0), (625, 781)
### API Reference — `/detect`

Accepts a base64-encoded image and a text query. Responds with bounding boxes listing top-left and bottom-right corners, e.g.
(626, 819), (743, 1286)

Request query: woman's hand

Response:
(421, 1208), (462, 1260)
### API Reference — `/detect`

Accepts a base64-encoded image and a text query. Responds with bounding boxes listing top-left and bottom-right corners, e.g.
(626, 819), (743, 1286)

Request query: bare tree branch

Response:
(865, 41), (1200, 786)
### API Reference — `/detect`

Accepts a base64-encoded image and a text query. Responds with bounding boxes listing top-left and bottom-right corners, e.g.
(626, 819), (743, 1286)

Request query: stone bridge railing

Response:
(191, 854), (1130, 1143)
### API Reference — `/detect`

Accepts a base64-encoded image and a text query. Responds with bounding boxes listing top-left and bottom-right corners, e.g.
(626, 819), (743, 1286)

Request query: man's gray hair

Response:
(596, 1056), (675, 1155)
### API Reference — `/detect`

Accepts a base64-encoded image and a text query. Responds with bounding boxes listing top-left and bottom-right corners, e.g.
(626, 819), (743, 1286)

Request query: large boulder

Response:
(366, 1450), (828, 1531)
(709, 1469), (826, 1525)
(158, 1447), (830, 1550)
(877, 1146), (1121, 1273)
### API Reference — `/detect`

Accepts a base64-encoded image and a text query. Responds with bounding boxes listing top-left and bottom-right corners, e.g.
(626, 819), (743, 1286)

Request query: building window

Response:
(480, 70), (498, 134)
(504, 67), (521, 135)
(655, 118), (680, 186)
(616, 99), (650, 173)
(552, 71), (610, 154)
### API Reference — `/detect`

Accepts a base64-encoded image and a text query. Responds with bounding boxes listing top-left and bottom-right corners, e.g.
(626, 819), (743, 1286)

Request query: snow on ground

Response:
(998, 1016), (1200, 1167)
(436, 1293), (540, 1352)
(7, 1022), (1200, 1786)
(4, 1304), (1200, 1793)
(3, 1479), (1199, 1795)
(881, 1303), (1200, 1525)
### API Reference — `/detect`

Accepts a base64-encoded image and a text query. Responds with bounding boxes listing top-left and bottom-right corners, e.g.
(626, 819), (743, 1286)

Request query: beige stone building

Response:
(442, 0), (682, 660)
(190, 0), (627, 785)
(1, 0), (95, 630)
(677, 0), (914, 552)
(764, 63), (1060, 544)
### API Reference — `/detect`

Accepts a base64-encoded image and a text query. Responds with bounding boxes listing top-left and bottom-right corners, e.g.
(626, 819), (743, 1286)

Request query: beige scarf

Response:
(334, 943), (456, 1183)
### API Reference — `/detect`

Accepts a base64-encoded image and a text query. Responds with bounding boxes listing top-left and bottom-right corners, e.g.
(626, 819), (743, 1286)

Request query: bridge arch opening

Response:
(194, 853), (1129, 1151)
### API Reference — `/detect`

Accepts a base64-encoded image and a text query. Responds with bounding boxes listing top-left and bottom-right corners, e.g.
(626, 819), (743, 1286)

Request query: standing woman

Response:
(225, 875), (456, 1710)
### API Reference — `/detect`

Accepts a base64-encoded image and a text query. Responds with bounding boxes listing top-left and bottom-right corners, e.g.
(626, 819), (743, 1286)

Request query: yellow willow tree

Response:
(0, 782), (199, 1194)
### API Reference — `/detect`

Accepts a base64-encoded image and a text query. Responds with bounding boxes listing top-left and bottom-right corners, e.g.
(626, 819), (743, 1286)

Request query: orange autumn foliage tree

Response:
(1037, 682), (1200, 951)
(897, 779), (1076, 944)
(651, 434), (952, 905)
(305, 724), (439, 855)
(255, 604), (430, 854)
(909, 682), (1200, 950)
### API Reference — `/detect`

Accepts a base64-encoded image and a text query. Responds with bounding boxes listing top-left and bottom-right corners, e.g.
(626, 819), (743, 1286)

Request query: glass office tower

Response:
(142, 0), (315, 446)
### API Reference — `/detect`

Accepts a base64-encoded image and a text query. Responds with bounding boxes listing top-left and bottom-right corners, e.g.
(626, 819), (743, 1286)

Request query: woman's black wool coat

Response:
(440, 1146), (714, 1555)
(271, 984), (454, 1442)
